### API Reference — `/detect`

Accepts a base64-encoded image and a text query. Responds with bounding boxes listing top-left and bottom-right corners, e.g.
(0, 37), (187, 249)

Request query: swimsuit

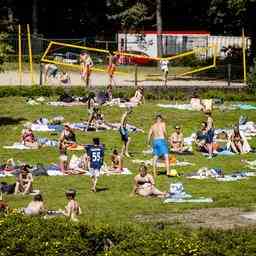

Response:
(153, 138), (169, 157)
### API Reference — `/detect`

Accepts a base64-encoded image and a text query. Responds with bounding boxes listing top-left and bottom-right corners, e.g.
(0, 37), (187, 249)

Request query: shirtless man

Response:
(147, 114), (170, 177)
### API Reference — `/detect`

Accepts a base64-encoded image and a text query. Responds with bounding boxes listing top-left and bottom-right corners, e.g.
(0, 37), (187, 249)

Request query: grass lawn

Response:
(0, 96), (256, 227)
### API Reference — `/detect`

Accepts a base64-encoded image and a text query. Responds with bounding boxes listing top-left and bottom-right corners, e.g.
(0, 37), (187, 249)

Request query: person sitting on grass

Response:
(228, 125), (251, 154)
(59, 124), (76, 148)
(21, 128), (39, 148)
(62, 189), (81, 222)
(110, 149), (123, 172)
(131, 165), (166, 198)
(130, 87), (145, 105)
(169, 125), (184, 153)
(15, 165), (33, 195)
(195, 122), (218, 155)
(24, 193), (46, 216)
(0, 192), (8, 214)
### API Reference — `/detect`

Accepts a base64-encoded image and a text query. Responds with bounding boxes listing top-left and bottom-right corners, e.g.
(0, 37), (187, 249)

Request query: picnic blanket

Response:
(104, 98), (139, 108)
(187, 167), (256, 181)
(3, 138), (58, 150)
(48, 101), (87, 107)
(132, 159), (194, 167)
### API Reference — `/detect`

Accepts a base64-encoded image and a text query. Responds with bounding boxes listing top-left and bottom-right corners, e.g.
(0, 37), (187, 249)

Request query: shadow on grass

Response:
(96, 187), (109, 192)
(0, 116), (27, 126)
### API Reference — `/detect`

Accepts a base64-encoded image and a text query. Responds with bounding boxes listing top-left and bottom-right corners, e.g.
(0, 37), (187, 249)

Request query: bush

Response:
(0, 85), (254, 102)
(1, 214), (256, 255)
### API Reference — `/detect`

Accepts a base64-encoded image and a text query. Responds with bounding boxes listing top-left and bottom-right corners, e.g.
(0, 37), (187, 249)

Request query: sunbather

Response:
(15, 165), (33, 195)
(131, 165), (166, 197)
(110, 149), (123, 172)
(195, 122), (218, 155)
(229, 125), (244, 154)
(130, 87), (145, 105)
(169, 126), (184, 153)
(21, 128), (39, 148)
(24, 193), (46, 216)
(61, 189), (81, 222)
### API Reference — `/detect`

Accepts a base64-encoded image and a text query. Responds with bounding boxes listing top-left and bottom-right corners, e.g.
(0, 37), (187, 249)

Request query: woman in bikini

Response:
(131, 165), (166, 197)
(110, 149), (123, 172)
(21, 128), (38, 148)
(230, 125), (244, 154)
(169, 126), (184, 153)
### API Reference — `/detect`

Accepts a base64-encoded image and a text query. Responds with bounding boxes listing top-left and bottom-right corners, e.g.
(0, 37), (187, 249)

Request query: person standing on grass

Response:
(119, 108), (132, 158)
(205, 111), (214, 159)
(148, 114), (170, 177)
(85, 138), (104, 192)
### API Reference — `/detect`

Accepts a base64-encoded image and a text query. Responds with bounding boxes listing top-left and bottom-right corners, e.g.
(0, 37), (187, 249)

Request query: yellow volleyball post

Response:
(242, 28), (247, 83)
(18, 24), (22, 85)
(27, 24), (35, 84)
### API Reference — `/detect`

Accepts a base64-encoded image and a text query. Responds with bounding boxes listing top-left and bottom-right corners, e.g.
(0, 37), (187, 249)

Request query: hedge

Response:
(0, 213), (256, 255)
(0, 85), (255, 102)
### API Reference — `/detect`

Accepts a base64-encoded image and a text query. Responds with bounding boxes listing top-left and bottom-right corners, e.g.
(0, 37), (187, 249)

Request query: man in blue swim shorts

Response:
(148, 114), (170, 177)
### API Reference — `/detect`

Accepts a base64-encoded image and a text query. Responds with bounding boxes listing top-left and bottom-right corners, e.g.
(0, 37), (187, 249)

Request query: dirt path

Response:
(135, 208), (256, 230)
(0, 70), (245, 87)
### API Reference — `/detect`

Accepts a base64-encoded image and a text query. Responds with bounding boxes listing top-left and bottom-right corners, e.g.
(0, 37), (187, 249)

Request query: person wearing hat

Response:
(169, 125), (184, 153)
(148, 114), (170, 177)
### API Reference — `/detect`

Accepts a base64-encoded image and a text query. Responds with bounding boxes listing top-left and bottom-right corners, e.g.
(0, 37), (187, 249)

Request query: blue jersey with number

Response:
(86, 145), (104, 170)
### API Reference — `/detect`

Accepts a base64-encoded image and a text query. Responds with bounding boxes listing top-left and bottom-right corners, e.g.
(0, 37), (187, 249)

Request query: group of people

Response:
(43, 51), (120, 88)
(43, 49), (172, 87)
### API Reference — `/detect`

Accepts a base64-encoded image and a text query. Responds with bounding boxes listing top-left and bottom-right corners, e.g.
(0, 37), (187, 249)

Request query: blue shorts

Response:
(153, 139), (169, 157)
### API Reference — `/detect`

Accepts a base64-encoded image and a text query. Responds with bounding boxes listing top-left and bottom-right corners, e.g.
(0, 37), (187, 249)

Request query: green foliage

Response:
(0, 33), (13, 72)
(0, 85), (254, 102)
(1, 214), (256, 255)
(247, 60), (256, 93)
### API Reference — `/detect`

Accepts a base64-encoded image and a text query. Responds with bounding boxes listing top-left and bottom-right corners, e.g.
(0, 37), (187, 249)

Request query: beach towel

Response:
(164, 197), (213, 203)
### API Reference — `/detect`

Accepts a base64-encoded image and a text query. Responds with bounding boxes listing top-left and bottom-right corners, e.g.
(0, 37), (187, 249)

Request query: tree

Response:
(208, 0), (256, 65)
(156, 0), (163, 57)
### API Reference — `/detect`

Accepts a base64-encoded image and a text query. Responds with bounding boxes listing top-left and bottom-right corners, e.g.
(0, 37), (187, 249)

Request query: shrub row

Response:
(0, 85), (255, 102)
(0, 213), (256, 255)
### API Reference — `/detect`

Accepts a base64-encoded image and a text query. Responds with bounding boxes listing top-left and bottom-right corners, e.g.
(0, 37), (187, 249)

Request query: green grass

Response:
(1, 97), (256, 226)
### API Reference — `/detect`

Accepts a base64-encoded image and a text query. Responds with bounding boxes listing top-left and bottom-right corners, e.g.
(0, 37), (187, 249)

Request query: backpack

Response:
(0, 182), (15, 194)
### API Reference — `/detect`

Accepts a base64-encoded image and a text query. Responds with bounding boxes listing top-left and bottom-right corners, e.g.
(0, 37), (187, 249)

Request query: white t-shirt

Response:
(160, 60), (169, 72)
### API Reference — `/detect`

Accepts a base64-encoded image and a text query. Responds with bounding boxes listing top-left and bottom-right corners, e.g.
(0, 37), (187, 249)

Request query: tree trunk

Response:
(7, 7), (14, 32)
(156, 0), (163, 57)
(32, 0), (38, 35)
